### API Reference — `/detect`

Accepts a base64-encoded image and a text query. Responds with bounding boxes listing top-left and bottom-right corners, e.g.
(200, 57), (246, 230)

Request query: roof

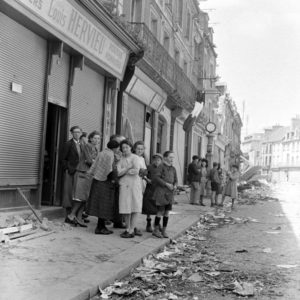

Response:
(263, 126), (289, 143)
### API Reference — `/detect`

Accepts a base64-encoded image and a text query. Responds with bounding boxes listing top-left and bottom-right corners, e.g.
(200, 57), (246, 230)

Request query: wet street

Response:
(94, 182), (300, 300)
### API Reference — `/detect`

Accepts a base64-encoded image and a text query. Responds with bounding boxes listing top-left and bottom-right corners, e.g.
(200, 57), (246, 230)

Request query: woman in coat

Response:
(220, 164), (239, 208)
(117, 140), (143, 238)
(87, 140), (120, 234)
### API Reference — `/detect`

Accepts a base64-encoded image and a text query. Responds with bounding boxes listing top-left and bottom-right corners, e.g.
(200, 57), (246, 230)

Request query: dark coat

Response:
(142, 164), (162, 215)
(62, 139), (80, 175)
(187, 162), (200, 183)
(153, 163), (178, 206)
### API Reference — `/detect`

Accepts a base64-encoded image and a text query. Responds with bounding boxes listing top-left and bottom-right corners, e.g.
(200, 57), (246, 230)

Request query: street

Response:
(94, 182), (300, 300)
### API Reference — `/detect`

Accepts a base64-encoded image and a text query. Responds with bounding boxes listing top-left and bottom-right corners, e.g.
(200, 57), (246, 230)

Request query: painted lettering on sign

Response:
(16, 0), (127, 77)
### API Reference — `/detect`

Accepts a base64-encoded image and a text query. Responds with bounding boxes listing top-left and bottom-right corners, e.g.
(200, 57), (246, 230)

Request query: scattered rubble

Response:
(93, 211), (285, 299)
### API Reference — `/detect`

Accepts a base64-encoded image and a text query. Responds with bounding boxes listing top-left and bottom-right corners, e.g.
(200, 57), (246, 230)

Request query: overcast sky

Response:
(201, 0), (300, 135)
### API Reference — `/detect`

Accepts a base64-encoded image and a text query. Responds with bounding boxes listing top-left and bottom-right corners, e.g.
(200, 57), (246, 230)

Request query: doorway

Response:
(42, 103), (67, 206)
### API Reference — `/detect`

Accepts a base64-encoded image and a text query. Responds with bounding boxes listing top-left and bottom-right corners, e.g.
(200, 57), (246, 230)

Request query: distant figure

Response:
(187, 155), (201, 205)
(221, 164), (239, 208)
(209, 162), (221, 207)
(152, 151), (178, 238)
(142, 153), (163, 232)
(199, 158), (208, 206)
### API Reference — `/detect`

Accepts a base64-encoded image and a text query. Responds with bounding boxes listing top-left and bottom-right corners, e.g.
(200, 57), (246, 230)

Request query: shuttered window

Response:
(69, 65), (105, 137)
(0, 13), (47, 186)
(127, 96), (145, 142)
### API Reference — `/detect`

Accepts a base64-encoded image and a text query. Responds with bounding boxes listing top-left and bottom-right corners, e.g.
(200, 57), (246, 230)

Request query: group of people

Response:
(61, 125), (178, 239)
(188, 156), (239, 208)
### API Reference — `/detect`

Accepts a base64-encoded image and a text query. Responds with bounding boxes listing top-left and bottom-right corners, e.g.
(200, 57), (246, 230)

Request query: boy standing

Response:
(209, 162), (221, 206)
(152, 151), (178, 238)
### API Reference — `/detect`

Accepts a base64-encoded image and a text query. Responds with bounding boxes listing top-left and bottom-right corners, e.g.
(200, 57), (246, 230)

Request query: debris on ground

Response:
(92, 211), (285, 299)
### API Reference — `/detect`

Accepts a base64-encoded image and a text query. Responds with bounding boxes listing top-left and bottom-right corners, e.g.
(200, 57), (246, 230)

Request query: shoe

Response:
(83, 218), (90, 223)
(95, 227), (111, 235)
(82, 212), (89, 219)
(65, 216), (77, 227)
(152, 226), (163, 238)
(74, 217), (88, 228)
(200, 203), (205, 206)
(113, 222), (126, 229)
(105, 220), (112, 226)
(211, 203), (215, 207)
(120, 231), (134, 238)
(146, 225), (153, 233)
(161, 227), (169, 238)
(134, 228), (143, 236)
(218, 204), (223, 207)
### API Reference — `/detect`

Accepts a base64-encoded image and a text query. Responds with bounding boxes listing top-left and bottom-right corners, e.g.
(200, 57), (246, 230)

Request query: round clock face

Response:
(206, 122), (216, 133)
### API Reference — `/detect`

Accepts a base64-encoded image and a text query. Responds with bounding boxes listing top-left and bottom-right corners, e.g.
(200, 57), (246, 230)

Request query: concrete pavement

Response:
(0, 194), (212, 300)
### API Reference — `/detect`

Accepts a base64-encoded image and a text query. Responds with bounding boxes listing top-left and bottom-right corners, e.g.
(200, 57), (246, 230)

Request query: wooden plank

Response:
(0, 223), (33, 235)
(9, 229), (37, 240)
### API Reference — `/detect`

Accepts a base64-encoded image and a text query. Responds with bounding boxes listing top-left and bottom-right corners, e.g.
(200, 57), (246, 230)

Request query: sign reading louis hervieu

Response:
(15, 0), (127, 78)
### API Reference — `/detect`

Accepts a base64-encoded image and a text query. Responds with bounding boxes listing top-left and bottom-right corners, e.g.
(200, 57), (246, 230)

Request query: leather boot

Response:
(161, 227), (169, 238)
(152, 225), (163, 238)
(146, 218), (153, 233)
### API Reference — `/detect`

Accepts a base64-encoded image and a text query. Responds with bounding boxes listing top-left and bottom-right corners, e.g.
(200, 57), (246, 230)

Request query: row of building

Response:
(242, 116), (300, 183)
(0, 0), (242, 211)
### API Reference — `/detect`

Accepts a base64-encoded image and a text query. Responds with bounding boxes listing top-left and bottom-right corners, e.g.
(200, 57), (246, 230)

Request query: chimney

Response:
(291, 115), (300, 130)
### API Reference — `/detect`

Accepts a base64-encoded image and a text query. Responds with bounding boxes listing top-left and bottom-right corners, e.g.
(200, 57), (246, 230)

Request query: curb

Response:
(70, 214), (201, 300)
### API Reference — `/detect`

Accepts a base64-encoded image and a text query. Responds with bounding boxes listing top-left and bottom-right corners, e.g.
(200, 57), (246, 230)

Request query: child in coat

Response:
(152, 151), (178, 238)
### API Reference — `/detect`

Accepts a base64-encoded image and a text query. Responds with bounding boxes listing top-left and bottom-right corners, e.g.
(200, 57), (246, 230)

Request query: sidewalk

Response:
(0, 194), (212, 300)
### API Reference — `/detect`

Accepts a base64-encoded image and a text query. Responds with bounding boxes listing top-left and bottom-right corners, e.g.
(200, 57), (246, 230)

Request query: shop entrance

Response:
(42, 103), (67, 206)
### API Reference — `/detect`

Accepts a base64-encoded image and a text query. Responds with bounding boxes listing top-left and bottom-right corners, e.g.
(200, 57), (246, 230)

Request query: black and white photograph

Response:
(0, 0), (299, 299)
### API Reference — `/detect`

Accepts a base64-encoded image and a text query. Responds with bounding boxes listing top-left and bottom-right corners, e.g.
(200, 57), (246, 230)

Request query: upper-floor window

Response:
(131, 0), (142, 22)
(186, 11), (191, 40)
(163, 32), (170, 52)
(183, 60), (188, 74)
(177, 0), (183, 27)
(165, 0), (173, 12)
(151, 15), (158, 38)
(174, 49), (180, 65)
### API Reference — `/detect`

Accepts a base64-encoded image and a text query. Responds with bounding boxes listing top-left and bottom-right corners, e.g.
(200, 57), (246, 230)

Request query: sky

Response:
(200, 0), (300, 135)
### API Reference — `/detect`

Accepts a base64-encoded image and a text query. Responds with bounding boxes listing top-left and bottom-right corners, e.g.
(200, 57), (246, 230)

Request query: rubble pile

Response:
(0, 213), (72, 244)
(238, 182), (279, 205)
(95, 216), (283, 300)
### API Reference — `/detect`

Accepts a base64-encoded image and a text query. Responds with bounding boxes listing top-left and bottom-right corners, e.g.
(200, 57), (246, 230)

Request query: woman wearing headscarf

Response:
(87, 140), (120, 234)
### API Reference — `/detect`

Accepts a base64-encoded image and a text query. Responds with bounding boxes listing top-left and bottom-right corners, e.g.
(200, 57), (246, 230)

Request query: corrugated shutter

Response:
(0, 13), (47, 186)
(69, 65), (104, 136)
(48, 52), (70, 107)
(127, 96), (145, 141)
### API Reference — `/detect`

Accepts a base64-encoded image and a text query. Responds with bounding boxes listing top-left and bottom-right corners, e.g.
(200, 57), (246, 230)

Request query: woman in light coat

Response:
(221, 164), (239, 208)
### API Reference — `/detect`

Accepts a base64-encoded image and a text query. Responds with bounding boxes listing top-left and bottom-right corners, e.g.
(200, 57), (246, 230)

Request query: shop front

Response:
(0, 0), (140, 209)
(121, 67), (167, 162)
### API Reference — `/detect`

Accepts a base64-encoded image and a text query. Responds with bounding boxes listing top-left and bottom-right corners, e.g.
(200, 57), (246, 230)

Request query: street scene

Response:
(0, 0), (300, 299)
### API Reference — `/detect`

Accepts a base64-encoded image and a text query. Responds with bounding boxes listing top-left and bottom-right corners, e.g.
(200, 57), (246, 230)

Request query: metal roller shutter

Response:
(70, 66), (104, 136)
(127, 96), (145, 142)
(48, 52), (70, 108)
(0, 13), (47, 186)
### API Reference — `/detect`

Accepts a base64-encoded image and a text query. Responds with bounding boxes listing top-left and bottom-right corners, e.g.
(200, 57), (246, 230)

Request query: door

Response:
(42, 103), (67, 206)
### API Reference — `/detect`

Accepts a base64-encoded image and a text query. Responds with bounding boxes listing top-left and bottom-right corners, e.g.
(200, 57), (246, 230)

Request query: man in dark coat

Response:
(187, 155), (201, 205)
(62, 126), (82, 216)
